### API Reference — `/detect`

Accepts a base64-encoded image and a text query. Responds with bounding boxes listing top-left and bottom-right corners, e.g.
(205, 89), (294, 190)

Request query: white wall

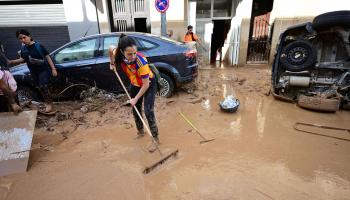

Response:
(225, 0), (253, 65)
(63, 0), (100, 41)
(149, 0), (185, 36)
(96, 0), (110, 34)
(270, 0), (350, 21)
(149, 0), (185, 22)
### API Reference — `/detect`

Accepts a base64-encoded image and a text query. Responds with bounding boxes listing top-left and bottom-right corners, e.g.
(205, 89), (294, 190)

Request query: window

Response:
(213, 0), (232, 17)
(138, 39), (157, 50)
(55, 39), (97, 64)
(196, 0), (211, 18)
(103, 36), (119, 56)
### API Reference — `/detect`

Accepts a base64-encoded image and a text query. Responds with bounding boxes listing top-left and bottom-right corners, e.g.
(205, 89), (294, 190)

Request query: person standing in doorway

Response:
(108, 34), (159, 145)
(184, 25), (207, 50)
(7, 29), (57, 113)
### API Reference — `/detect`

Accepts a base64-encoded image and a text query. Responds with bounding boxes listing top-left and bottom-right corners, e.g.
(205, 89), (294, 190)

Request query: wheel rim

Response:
(287, 47), (309, 65)
(159, 77), (170, 97)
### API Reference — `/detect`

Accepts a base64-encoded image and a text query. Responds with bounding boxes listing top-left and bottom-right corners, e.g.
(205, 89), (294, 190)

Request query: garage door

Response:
(0, 4), (70, 59)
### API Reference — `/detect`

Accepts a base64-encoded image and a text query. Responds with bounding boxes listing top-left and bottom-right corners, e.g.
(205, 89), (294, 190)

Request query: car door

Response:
(133, 36), (158, 59)
(52, 37), (99, 86)
(94, 35), (130, 93)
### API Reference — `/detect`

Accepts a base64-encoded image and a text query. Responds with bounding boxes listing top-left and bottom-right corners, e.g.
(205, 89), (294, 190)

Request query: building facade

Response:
(0, 0), (349, 66)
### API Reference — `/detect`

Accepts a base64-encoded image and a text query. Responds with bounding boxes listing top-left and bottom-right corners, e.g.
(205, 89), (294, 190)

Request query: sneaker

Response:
(147, 137), (160, 153)
(153, 137), (160, 144)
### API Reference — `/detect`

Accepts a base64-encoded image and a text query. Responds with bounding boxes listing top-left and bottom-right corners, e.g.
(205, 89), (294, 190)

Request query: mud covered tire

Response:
(159, 73), (174, 98)
(297, 95), (340, 112)
(280, 40), (317, 72)
(17, 86), (40, 104)
(313, 10), (350, 31)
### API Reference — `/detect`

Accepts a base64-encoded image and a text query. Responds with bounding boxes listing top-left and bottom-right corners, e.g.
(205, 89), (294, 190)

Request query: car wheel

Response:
(159, 73), (174, 98)
(313, 11), (350, 31)
(280, 40), (316, 72)
(17, 86), (40, 104)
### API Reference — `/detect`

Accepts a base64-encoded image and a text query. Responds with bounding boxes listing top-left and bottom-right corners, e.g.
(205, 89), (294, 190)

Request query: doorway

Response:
(107, 0), (150, 32)
(210, 20), (231, 63)
(246, 0), (274, 64)
(134, 18), (147, 33)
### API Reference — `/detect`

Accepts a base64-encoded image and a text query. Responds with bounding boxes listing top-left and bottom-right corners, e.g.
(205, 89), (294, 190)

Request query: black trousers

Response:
(0, 95), (9, 112)
(130, 80), (158, 138)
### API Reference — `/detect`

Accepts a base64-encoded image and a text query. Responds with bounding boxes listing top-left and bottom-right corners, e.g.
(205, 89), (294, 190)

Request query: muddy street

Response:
(1, 65), (350, 200)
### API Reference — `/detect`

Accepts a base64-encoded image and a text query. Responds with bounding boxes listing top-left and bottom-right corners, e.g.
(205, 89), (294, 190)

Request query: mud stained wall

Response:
(268, 17), (313, 64)
(238, 18), (251, 67)
(151, 21), (188, 41)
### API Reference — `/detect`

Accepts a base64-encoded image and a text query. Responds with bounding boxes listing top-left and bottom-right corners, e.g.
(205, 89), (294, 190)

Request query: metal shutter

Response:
(0, 4), (66, 27)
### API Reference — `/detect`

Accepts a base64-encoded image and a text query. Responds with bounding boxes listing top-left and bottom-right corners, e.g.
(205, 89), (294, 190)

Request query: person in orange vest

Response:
(184, 25), (207, 50)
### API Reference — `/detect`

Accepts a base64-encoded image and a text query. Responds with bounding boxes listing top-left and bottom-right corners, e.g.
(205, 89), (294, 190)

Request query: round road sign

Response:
(155, 0), (169, 13)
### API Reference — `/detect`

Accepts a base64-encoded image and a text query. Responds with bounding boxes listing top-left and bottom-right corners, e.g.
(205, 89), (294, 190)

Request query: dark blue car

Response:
(7, 32), (198, 101)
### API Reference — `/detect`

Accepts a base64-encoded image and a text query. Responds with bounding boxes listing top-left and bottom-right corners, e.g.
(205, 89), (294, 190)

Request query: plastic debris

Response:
(219, 95), (240, 113)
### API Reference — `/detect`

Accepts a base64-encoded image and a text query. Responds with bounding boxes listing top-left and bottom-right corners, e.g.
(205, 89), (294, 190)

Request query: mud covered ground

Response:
(1, 64), (350, 200)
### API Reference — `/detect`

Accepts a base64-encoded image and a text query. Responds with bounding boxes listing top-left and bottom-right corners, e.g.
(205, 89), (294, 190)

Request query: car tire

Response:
(312, 10), (350, 31)
(159, 73), (174, 98)
(297, 95), (340, 112)
(16, 86), (40, 104)
(280, 40), (316, 72)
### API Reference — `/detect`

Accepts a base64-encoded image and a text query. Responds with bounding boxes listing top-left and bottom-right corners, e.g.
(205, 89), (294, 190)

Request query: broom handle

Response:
(113, 69), (160, 148)
(179, 112), (199, 131)
(178, 112), (206, 140)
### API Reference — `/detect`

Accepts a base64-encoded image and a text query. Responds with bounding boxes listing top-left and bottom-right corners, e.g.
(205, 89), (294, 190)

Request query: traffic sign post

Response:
(155, 0), (169, 37)
(161, 13), (167, 37)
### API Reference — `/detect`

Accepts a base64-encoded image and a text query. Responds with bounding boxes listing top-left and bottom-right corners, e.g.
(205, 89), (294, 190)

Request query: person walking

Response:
(108, 34), (159, 144)
(184, 25), (207, 50)
(7, 29), (57, 113)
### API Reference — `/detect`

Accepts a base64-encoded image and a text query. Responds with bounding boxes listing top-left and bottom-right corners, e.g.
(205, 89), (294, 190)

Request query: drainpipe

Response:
(94, 0), (101, 34)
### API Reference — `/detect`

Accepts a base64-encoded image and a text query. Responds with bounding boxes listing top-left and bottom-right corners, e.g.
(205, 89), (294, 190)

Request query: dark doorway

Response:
(134, 18), (147, 33)
(210, 20), (231, 63)
(246, 0), (274, 63)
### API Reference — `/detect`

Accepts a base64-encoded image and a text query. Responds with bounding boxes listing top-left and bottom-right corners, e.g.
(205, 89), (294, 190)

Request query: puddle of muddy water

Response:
(2, 66), (350, 200)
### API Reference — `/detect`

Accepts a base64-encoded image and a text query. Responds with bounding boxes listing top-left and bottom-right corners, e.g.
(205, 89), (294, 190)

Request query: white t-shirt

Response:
(0, 70), (17, 95)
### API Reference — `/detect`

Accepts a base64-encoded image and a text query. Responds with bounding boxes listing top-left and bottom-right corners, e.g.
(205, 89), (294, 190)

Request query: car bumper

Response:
(177, 63), (198, 85)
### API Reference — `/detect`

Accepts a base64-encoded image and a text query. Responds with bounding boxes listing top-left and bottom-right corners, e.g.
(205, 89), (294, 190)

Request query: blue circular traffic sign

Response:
(155, 0), (169, 13)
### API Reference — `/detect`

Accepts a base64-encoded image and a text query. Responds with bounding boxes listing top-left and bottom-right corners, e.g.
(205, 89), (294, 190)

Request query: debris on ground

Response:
(182, 95), (204, 104)
(219, 95), (240, 113)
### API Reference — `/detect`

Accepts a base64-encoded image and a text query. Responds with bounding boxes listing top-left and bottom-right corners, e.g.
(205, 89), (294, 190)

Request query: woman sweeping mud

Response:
(108, 34), (159, 146)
